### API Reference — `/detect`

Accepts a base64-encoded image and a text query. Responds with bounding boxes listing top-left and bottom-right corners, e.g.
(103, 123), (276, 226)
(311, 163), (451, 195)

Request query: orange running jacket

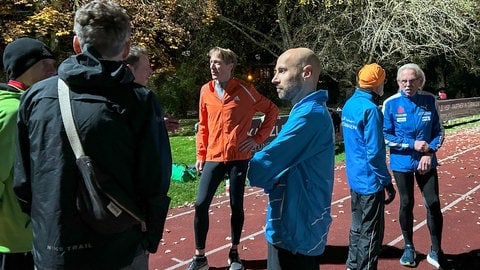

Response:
(196, 78), (279, 162)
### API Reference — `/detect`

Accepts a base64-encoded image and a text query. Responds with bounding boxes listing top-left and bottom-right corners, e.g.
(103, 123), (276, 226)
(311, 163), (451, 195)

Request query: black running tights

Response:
(193, 160), (248, 250)
(393, 169), (443, 251)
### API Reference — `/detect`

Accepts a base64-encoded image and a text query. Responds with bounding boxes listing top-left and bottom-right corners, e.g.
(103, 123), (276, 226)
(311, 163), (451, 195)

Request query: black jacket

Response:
(14, 44), (172, 270)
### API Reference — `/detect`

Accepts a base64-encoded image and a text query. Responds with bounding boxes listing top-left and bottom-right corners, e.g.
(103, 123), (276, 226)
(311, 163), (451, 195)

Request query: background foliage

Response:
(1, 0), (480, 117)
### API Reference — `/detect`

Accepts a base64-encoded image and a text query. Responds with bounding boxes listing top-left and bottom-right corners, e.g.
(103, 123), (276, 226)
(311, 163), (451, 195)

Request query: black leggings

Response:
(393, 169), (443, 251)
(194, 160), (248, 250)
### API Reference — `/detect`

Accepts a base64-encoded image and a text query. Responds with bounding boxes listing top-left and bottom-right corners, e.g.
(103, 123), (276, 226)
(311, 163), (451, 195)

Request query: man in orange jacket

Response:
(187, 47), (279, 270)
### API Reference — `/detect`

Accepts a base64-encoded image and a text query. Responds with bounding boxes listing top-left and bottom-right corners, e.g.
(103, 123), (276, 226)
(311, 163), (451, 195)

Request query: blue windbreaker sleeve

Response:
(364, 107), (391, 186)
(382, 99), (414, 150)
(428, 100), (444, 151)
(248, 109), (327, 191)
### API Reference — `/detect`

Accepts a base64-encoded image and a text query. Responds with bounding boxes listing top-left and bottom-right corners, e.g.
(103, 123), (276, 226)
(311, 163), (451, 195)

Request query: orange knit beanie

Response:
(357, 63), (385, 89)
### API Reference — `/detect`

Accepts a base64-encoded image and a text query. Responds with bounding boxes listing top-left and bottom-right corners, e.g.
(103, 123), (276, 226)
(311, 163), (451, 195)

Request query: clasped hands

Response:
(414, 140), (433, 174)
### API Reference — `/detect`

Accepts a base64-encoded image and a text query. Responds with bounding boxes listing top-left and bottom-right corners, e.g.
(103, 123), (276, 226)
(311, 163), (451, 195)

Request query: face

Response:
(209, 53), (233, 82)
(271, 52), (303, 102)
(397, 68), (422, 96)
(19, 58), (57, 87)
(374, 83), (385, 97)
(128, 53), (153, 86)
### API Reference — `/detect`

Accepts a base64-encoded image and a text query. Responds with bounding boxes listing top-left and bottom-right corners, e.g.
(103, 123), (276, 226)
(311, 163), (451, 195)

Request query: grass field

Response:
(167, 115), (480, 208)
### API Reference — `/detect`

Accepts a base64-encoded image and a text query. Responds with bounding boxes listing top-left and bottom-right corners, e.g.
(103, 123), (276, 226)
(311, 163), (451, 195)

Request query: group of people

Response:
(342, 63), (445, 270)
(0, 1), (445, 270)
(189, 53), (445, 270)
(1, 1), (173, 270)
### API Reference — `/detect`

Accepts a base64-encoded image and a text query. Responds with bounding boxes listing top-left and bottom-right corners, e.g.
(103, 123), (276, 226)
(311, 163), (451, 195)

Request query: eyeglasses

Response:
(399, 78), (419, 85)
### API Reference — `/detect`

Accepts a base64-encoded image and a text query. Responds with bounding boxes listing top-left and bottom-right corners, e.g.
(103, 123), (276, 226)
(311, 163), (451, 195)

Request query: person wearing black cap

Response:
(0, 37), (56, 270)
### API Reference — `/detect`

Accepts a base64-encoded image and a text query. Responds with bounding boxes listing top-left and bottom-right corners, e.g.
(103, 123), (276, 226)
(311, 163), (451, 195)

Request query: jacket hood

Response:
(58, 43), (134, 90)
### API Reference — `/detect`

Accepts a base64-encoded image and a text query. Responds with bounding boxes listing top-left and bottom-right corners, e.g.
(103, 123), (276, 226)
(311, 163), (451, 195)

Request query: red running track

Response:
(150, 125), (480, 270)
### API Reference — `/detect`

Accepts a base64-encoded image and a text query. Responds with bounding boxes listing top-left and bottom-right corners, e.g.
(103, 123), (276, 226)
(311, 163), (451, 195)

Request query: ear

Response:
(73, 36), (82, 54)
(303, 65), (313, 79)
(121, 41), (131, 60)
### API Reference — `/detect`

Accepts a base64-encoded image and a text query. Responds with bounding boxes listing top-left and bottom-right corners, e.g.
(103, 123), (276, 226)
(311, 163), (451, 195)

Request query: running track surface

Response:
(150, 125), (480, 270)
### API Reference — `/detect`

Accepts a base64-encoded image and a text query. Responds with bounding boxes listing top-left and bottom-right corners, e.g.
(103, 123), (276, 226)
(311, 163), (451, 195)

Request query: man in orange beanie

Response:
(341, 63), (396, 270)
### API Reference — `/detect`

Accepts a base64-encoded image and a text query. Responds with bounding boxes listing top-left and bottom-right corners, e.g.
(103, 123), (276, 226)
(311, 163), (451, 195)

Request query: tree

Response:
(0, 0), (216, 73)
(205, 0), (480, 103)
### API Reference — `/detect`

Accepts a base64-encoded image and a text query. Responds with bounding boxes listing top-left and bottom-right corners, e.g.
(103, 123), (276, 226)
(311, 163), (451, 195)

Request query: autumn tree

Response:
(202, 0), (480, 103)
(0, 0), (216, 73)
(0, 0), (219, 116)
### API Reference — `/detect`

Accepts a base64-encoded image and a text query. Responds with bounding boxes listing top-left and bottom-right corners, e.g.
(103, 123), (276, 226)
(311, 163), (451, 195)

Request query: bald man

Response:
(247, 48), (335, 270)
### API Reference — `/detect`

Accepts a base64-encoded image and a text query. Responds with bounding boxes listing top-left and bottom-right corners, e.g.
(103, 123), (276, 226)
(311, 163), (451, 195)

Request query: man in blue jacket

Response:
(247, 48), (335, 270)
(341, 63), (396, 270)
(382, 63), (444, 269)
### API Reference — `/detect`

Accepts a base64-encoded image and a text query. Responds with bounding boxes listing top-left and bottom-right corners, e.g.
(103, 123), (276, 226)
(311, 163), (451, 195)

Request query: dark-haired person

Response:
(126, 45), (179, 132)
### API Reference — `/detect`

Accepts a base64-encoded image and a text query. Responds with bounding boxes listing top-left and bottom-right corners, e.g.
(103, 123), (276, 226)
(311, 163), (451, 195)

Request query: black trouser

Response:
(267, 243), (319, 270)
(194, 160), (248, 250)
(0, 252), (33, 270)
(393, 169), (443, 251)
(346, 190), (385, 270)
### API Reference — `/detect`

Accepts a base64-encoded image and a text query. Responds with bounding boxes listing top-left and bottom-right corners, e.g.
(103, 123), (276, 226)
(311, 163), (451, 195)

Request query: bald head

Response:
(281, 48), (320, 80)
(272, 48), (321, 104)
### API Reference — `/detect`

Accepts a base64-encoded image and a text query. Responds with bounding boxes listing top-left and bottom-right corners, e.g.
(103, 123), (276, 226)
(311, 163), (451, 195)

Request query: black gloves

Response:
(384, 183), (396, 205)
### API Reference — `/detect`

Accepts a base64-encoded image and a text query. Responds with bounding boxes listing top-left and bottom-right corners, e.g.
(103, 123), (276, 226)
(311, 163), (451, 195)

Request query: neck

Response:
(215, 79), (229, 88)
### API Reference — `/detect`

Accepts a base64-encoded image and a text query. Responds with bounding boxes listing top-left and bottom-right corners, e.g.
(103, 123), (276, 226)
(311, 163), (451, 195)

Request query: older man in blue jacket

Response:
(382, 63), (444, 269)
(247, 48), (335, 270)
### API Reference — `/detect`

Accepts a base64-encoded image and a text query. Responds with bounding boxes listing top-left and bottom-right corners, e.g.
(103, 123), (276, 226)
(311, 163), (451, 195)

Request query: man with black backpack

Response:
(13, 1), (172, 269)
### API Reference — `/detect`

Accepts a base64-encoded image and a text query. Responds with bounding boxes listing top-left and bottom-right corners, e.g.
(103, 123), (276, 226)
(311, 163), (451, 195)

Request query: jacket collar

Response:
(0, 80), (26, 93)
(58, 43), (135, 91)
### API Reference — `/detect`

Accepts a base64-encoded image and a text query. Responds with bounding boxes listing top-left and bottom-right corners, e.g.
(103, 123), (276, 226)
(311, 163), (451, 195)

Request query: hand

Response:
(384, 183), (396, 205)
(195, 160), (205, 174)
(239, 136), (258, 153)
(417, 155), (432, 174)
(414, 140), (430, 153)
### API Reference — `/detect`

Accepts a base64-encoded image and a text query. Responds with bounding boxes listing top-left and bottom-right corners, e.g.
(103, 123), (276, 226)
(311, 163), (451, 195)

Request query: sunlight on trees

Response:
(1, 0), (479, 113)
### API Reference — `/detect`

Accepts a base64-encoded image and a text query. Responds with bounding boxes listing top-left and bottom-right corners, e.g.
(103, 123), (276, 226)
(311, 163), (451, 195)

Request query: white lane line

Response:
(386, 143), (480, 246)
(166, 189), (264, 220)
(164, 139), (480, 268)
(165, 230), (265, 270)
(387, 182), (480, 247)
(438, 144), (480, 162)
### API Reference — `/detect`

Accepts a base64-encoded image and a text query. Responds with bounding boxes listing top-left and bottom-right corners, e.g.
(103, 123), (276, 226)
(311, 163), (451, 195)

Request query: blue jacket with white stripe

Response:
(382, 90), (444, 172)
(247, 90), (334, 256)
